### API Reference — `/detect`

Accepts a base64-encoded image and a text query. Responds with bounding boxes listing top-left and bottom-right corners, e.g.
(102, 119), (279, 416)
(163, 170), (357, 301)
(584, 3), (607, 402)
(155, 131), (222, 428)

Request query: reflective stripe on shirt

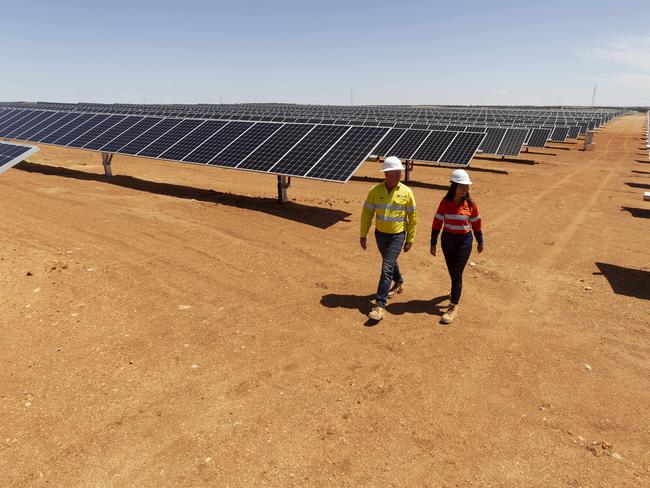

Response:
(445, 214), (469, 220)
(377, 214), (406, 222)
(444, 223), (470, 231)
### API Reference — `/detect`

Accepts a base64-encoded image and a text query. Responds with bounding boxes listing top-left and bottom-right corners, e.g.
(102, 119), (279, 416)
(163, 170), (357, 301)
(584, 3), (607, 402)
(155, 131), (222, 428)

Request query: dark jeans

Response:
(441, 232), (473, 305)
(374, 230), (405, 307)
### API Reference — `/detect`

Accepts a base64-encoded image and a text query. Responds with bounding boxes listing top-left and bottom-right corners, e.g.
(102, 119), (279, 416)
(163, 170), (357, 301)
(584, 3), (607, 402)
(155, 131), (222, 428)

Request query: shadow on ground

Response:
(594, 262), (650, 300)
(621, 207), (650, 219)
(15, 161), (351, 229)
(625, 181), (650, 190)
(385, 295), (448, 317)
(320, 293), (448, 326)
(474, 155), (536, 166)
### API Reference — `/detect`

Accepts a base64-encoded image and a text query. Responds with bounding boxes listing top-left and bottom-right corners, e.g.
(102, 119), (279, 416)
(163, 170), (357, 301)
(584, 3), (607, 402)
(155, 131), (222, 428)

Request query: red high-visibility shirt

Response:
(432, 198), (482, 235)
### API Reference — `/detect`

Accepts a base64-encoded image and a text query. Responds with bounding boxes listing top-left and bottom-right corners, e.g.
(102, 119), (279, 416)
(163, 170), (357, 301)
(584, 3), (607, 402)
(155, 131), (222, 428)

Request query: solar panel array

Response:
(0, 107), (390, 182)
(376, 129), (486, 165)
(0, 104), (492, 178)
(0, 141), (39, 175)
(1, 101), (622, 155)
(0, 102), (626, 184)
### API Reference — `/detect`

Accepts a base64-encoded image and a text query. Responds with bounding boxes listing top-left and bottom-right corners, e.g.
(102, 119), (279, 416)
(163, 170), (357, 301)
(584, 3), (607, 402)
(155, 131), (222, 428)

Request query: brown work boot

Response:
(368, 304), (385, 321)
(387, 281), (404, 298)
(441, 303), (459, 324)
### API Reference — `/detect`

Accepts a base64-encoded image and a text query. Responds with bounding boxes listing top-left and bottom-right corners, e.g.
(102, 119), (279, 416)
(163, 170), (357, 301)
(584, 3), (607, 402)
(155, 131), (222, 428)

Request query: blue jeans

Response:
(374, 230), (405, 307)
(441, 232), (473, 304)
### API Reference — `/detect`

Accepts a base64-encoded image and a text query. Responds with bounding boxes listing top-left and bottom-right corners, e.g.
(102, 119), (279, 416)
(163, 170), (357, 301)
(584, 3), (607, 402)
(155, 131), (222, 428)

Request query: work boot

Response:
(368, 304), (385, 321)
(387, 281), (404, 298)
(441, 303), (459, 324)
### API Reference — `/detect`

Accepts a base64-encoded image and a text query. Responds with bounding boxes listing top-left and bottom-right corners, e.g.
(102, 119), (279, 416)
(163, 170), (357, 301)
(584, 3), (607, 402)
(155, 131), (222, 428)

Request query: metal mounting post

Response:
(277, 175), (290, 203)
(404, 160), (413, 183)
(101, 152), (113, 177)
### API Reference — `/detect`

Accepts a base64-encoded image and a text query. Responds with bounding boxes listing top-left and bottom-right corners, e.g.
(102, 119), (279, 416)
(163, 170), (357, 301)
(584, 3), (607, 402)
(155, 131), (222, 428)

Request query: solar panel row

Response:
(0, 107), (388, 183)
(6, 102), (615, 132)
(0, 141), (39, 175)
(373, 129), (486, 166)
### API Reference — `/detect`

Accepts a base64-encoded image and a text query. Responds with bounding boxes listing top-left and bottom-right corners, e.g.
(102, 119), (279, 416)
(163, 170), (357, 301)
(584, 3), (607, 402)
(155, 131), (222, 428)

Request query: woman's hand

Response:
(430, 245), (437, 256)
(477, 242), (484, 253)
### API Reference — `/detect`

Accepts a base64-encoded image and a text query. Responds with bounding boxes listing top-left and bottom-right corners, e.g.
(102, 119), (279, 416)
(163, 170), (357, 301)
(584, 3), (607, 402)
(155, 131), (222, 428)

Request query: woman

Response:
(430, 169), (484, 324)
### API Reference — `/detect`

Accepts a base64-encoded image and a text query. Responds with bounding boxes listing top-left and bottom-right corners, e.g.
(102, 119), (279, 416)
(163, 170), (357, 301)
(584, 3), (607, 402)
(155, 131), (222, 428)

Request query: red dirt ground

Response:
(1, 113), (649, 487)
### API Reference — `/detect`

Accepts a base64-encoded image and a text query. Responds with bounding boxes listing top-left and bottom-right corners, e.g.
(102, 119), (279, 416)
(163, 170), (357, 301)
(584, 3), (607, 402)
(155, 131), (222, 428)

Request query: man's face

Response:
(384, 170), (401, 186)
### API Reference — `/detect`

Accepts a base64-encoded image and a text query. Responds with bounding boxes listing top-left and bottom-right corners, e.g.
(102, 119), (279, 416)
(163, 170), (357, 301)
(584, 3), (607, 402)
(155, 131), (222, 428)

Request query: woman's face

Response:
(455, 184), (469, 199)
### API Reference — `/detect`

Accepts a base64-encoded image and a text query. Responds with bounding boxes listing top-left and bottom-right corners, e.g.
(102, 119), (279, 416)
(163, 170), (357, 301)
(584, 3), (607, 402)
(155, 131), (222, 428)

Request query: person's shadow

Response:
(320, 293), (448, 327)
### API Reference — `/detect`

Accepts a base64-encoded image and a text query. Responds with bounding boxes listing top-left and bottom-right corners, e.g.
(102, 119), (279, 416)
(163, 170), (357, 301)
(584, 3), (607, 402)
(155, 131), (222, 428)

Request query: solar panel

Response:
(137, 119), (204, 158)
(567, 126), (581, 139)
(388, 129), (430, 159)
(68, 115), (127, 148)
(411, 130), (457, 162)
(373, 128), (406, 156)
(0, 110), (38, 135)
(4, 111), (51, 139)
(304, 126), (387, 182)
(495, 128), (528, 156)
(0, 142), (39, 175)
(268, 125), (349, 176)
(84, 116), (145, 150)
(29, 112), (83, 142)
(39, 113), (94, 144)
(209, 122), (282, 167)
(158, 120), (228, 161)
(0, 109), (21, 126)
(478, 127), (507, 154)
(526, 128), (552, 148)
(438, 132), (485, 166)
(183, 121), (253, 164)
(118, 118), (183, 155)
(14, 111), (64, 141)
(238, 123), (315, 172)
(428, 124), (448, 131)
(550, 126), (570, 142)
(56, 114), (111, 145)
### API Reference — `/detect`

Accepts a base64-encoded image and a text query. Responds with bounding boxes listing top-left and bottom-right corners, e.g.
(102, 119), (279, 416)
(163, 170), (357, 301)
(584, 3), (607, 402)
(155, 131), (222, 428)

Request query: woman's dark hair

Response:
(444, 182), (474, 208)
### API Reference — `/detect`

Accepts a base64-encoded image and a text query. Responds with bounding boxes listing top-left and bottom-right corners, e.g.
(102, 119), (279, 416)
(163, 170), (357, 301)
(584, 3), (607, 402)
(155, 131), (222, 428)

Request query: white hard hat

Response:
(380, 156), (405, 172)
(450, 169), (472, 185)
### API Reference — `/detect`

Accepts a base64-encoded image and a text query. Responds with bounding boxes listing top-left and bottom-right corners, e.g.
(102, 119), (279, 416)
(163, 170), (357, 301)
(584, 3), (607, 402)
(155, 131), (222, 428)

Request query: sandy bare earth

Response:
(1, 113), (649, 487)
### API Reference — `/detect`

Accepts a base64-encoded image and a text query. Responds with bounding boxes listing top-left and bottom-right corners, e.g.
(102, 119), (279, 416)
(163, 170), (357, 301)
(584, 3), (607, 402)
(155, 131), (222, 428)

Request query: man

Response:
(360, 156), (418, 321)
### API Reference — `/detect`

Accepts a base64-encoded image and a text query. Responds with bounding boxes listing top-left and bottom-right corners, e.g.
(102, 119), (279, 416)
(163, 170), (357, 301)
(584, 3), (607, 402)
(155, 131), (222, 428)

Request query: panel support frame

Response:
(404, 159), (414, 183)
(277, 175), (290, 203)
(102, 152), (113, 177)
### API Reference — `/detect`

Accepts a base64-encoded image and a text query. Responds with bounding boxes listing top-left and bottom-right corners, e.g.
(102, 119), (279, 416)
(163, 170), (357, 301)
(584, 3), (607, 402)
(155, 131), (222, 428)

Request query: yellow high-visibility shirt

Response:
(360, 182), (417, 243)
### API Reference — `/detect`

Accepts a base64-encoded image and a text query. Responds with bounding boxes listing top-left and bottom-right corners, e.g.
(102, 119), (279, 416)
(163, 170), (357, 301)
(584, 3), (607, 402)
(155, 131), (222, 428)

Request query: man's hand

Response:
(360, 237), (367, 250)
(403, 242), (412, 253)
(430, 245), (437, 256)
(477, 242), (484, 253)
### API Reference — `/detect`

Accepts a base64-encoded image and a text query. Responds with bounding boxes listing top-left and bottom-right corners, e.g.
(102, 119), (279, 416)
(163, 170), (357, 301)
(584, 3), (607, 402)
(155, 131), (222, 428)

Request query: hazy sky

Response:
(2, 0), (649, 106)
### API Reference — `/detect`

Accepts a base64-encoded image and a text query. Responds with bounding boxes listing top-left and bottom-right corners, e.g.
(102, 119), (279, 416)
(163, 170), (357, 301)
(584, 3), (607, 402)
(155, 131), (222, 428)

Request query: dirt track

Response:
(1, 114), (649, 487)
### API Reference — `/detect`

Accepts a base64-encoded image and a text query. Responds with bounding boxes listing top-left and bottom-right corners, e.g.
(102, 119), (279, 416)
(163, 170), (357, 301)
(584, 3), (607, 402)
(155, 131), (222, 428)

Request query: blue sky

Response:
(2, 0), (649, 106)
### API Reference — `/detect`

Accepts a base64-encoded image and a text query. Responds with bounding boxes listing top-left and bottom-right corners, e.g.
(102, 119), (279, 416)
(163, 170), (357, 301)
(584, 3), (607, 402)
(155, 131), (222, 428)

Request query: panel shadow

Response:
(621, 207), (650, 219)
(595, 262), (650, 300)
(14, 161), (351, 229)
(625, 181), (650, 190)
